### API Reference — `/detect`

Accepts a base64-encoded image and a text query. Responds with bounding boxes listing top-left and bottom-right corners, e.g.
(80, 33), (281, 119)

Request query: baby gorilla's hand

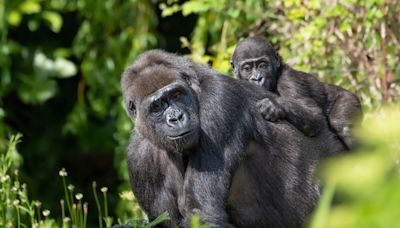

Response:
(256, 97), (285, 121)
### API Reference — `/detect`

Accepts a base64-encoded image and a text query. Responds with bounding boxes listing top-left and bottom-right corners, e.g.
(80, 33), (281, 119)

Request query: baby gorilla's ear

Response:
(273, 49), (281, 69)
(230, 59), (240, 78)
(180, 72), (192, 86)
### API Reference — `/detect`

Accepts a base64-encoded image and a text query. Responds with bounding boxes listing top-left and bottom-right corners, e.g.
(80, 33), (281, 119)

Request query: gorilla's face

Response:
(124, 67), (200, 154)
(237, 56), (275, 89)
(231, 37), (281, 92)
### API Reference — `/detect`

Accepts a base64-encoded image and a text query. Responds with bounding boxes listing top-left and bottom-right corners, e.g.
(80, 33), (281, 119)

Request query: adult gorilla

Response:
(120, 50), (345, 228)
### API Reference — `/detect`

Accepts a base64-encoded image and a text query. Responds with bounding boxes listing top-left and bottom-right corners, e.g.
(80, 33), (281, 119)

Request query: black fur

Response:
(231, 36), (362, 149)
(120, 50), (346, 227)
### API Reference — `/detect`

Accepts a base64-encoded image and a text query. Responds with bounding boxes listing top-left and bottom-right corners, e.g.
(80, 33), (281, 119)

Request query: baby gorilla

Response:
(231, 36), (362, 149)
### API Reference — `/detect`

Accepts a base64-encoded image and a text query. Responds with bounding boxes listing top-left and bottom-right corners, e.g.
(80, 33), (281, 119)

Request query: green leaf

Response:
(17, 74), (58, 104)
(181, 1), (210, 16)
(227, 9), (240, 18)
(287, 7), (307, 20)
(34, 52), (77, 78)
(308, 182), (336, 228)
(19, 0), (41, 14)
(42, 11), (63, 33)
(8, 10), (22, 26)
(0, 107), (4, 118)
(160, 4), (180, 17)
(145, 212), (170, 227)
(28, 19), (40, 31)
(53, 57), (77, 78)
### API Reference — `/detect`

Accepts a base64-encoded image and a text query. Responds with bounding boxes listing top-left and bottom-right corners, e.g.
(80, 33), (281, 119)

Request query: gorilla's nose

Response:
(166, 110), (185, 127)
(251, 76), (264, 86)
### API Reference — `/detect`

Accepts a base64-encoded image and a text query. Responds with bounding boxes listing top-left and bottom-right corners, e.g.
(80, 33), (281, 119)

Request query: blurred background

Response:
(0, 0), (399, 227)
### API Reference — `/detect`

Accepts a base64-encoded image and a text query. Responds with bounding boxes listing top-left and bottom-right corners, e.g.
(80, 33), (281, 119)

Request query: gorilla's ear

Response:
(273, 49), (282, 69)
(128, 100), (137, 117)
(231, 59), (239, 77)
(180, 72), (192, 86)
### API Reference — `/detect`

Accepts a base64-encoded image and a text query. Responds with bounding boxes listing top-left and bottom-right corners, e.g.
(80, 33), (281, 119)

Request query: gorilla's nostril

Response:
(167, 111), (184, 126)
(177, 112), (183, 121)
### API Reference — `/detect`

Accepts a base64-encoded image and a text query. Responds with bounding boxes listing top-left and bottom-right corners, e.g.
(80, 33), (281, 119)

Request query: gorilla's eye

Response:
(151, 99), (166, 113)
(258, 62), (268, 69)
(242, 64), (252, 72)
(172, 91), (182, 100)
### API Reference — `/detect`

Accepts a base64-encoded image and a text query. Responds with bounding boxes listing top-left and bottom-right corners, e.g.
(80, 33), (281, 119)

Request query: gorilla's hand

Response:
(257, 97), (285, 121)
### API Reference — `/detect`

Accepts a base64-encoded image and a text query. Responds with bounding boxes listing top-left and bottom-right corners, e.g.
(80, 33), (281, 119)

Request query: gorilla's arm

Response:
(325, 84), (362, 148)
(277, 69), (326, 136)
(180, 77), (252, 227)
(260, 70), (327, 137)
(127, 133), (184, 227)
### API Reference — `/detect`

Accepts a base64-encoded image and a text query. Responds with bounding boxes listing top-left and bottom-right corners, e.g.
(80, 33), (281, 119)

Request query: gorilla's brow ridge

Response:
(130, 65), (178, 100)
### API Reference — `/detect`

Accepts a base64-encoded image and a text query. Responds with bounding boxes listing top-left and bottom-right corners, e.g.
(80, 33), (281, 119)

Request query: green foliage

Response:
(1, 0), (400, 226)
(0, 135), (168, 227)
(161, 0), (400, 109)
(1, 0), (158, 223)
(190, 215), (210, 228)
(0, 134), (37, 227)
(310, 104), (400, 228)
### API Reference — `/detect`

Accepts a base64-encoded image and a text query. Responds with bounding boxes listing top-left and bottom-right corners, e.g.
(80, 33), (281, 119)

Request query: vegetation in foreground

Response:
(1, 105), (400, 227)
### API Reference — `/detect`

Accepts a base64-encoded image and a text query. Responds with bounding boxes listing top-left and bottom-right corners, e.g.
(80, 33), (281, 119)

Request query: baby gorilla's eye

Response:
(242, 64), (252, 72)
(258, 62), (268, 69)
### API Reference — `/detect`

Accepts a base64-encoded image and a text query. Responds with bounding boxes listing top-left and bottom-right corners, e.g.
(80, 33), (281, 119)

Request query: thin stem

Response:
(69, 191), (76, 224)
(92, 182), (103, 228)
(83, 203), (88, 228)
(60, 199), (65, 227)
(103, 191), (108, 219)
(1, 0), (9, 43)
(62, 177), (72, 218)
(16, 206), (20, 228)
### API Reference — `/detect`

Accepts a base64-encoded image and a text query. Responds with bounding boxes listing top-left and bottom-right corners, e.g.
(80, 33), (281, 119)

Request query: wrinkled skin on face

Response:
(123, 64), (200, 154)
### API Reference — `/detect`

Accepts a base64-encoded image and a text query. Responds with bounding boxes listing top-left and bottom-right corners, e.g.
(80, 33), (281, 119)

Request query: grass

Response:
(0, 134), (168, 228)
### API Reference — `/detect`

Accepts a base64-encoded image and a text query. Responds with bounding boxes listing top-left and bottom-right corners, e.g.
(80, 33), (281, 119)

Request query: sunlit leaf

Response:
(8, 10), (22, 26)
(53, 58), (77, 78)
(313, 105), (400, 227)
(42, 11), (63, 33)
(181, 1), (210, 16)
(19, 0), (41, 14)
(34, 52), (77, 78)
(160, 4), (180, 17)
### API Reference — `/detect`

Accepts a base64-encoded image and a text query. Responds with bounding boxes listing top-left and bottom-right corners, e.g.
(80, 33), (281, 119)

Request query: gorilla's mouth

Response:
(167, 130), (193, 140)
(256, 77), (265, 86)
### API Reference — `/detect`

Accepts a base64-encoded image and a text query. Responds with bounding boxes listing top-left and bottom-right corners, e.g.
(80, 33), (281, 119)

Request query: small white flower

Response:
(42, 210), (50, 217)
(13, 200), (20, 206)
(59, 168), (68, 177)
(67, 184), (75, 191)
(75, 193), (83, 200)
